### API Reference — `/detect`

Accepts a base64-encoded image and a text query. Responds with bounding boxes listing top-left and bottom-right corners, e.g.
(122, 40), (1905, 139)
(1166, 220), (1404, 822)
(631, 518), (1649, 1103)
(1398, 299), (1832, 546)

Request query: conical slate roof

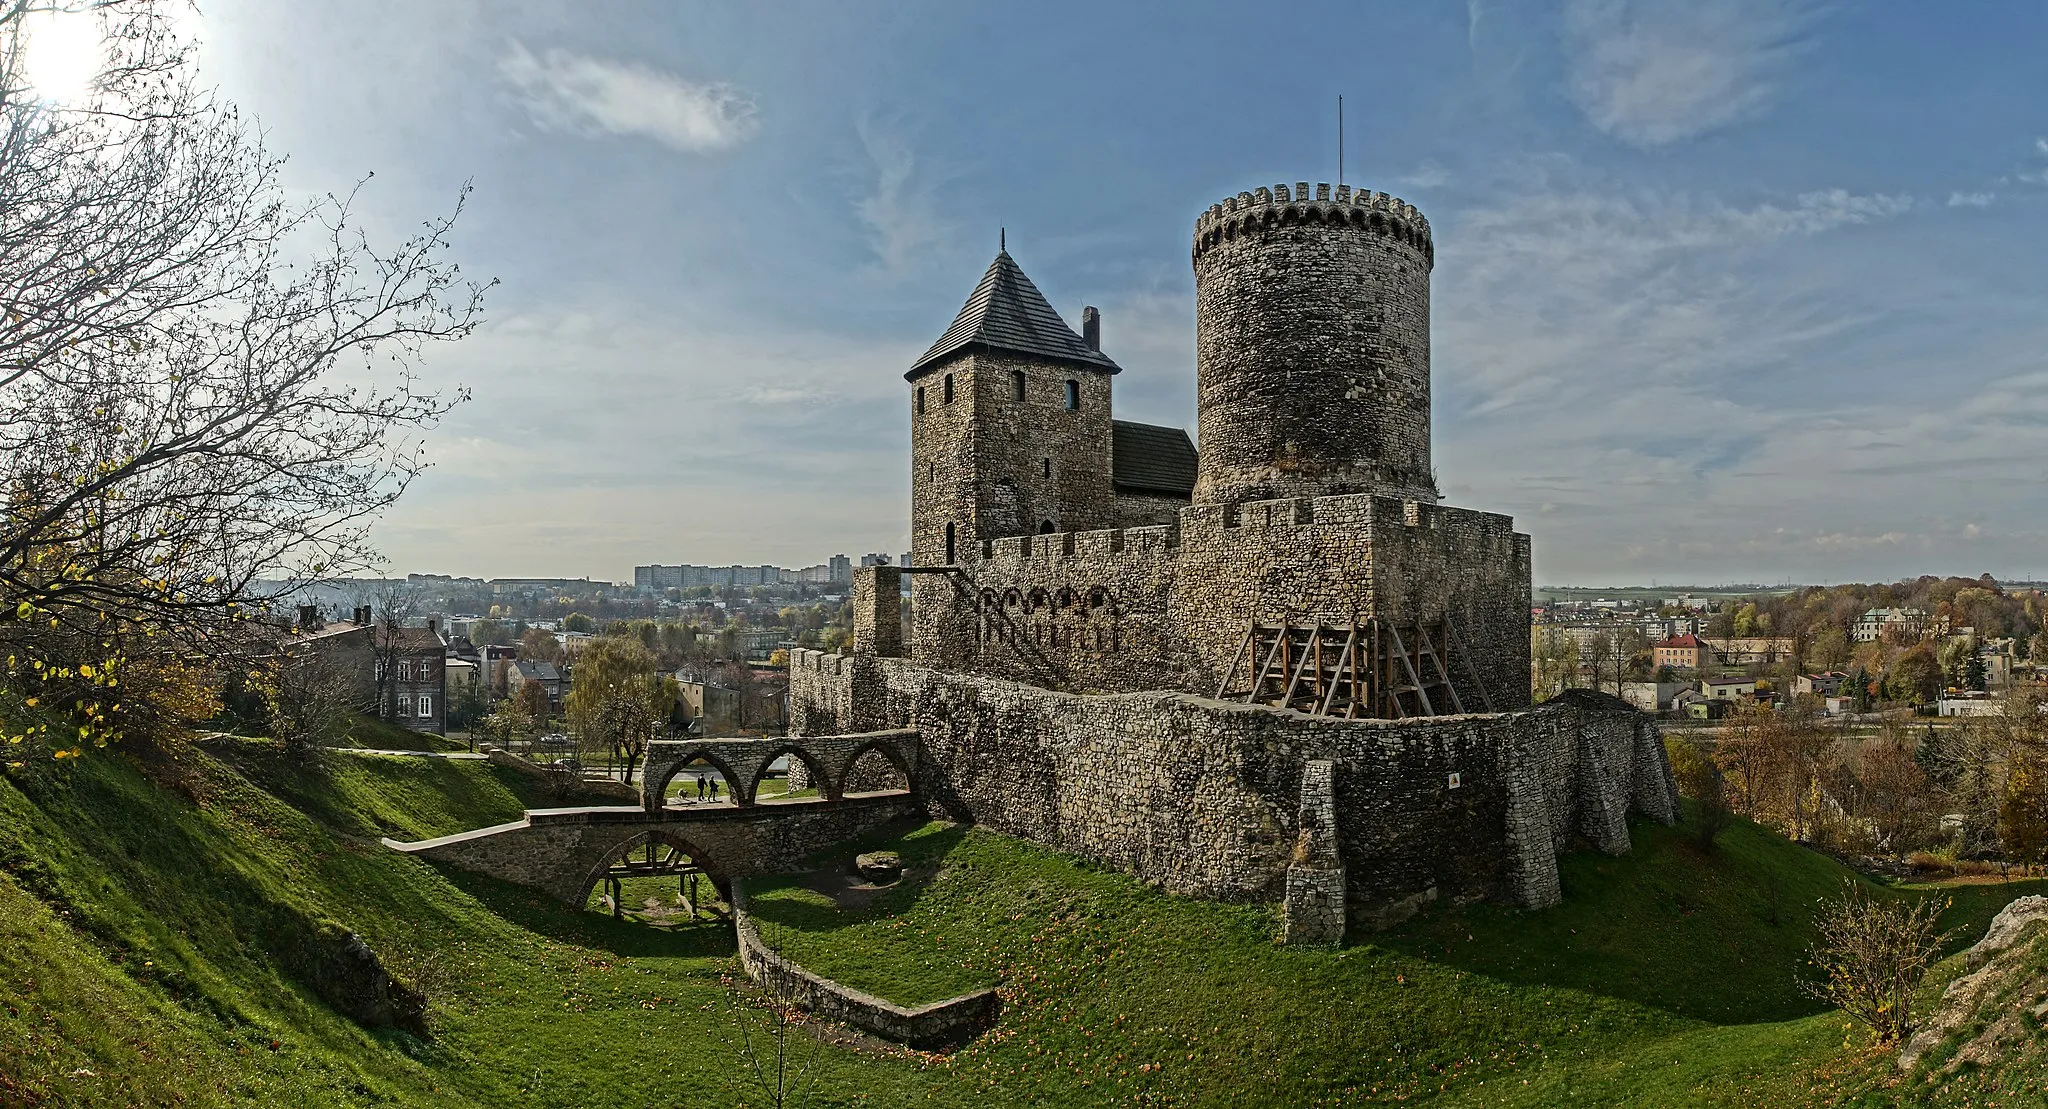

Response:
(907, 251), (1120, 379)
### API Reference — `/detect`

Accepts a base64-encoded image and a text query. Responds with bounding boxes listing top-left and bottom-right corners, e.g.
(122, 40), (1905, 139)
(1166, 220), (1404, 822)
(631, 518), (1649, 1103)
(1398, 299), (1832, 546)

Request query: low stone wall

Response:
(731, 882), (1000, 1049)
(788, 650), (1679, 932)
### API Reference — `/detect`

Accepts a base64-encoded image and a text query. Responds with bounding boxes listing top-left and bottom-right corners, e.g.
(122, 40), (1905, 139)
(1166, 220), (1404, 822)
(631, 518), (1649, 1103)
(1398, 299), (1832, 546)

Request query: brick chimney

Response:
(1081, 305), (1100, 351)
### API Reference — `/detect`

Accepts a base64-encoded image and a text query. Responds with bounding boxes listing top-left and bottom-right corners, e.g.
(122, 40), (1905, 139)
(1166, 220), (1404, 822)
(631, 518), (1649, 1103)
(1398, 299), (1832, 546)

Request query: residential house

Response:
(1705, 637), (1795, 666)
(376, 620), (448, 735)
(290, 604), (376, 710)
(677, 678), (742, 736)
(506, 659), (565, 710)
(1621, 681), (1688, 713)
(1792, 672), (1849, 699)
(1937, 692), (2003, 718)
(1652, 633), (1709, 671)
(1852, 607), (1930, 643)
(1701, 676), (1755, 701)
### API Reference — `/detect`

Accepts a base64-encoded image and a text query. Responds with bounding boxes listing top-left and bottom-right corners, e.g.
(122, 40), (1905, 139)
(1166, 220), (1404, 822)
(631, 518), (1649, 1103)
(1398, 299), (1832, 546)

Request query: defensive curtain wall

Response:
(790, 645), (1679, 940)
(934, 493), (1532, 702)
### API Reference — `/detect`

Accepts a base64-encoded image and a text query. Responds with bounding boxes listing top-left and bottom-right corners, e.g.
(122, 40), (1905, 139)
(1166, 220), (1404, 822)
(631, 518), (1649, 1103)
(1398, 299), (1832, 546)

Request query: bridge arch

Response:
(645, 748), (744, 808)
(573, 828), (729, 912)
(838, 736), (912, 797)
(751, 744), (834, 803)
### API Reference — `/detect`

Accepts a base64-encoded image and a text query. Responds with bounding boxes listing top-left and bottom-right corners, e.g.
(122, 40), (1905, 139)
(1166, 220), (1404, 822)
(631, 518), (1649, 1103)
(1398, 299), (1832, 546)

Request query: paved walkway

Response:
(323, 746), (486, 760)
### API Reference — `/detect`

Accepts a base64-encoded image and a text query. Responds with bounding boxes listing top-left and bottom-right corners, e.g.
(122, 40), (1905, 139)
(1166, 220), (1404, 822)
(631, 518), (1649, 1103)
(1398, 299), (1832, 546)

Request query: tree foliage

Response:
(564, 635), (677, 782)
(0, 1), (486, 755)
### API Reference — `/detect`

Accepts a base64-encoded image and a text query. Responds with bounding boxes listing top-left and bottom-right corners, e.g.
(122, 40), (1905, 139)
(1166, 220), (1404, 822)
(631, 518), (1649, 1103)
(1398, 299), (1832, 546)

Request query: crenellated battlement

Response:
(974, 522), (1180, 565)
(1192, 181), (1432, 265)
(1176, 491), (1516, 540)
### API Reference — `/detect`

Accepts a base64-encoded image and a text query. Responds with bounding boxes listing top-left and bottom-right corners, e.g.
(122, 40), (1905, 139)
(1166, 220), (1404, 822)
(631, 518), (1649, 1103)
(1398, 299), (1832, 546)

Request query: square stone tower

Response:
(906, 248), (1120, 667)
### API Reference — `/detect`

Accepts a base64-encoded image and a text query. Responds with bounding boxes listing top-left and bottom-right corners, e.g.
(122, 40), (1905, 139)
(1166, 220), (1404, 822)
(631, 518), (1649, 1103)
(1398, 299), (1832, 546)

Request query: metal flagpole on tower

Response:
(1338, 95), (1344, 186)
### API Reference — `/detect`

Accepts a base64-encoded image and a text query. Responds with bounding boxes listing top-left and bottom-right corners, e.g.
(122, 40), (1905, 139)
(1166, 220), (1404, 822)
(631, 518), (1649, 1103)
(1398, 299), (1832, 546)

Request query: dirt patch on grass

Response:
(793, 860), (940, 910)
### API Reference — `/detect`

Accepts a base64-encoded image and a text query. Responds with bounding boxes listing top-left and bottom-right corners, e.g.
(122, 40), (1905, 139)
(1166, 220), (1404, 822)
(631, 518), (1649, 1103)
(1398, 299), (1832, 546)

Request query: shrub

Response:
(1802, 884), (1948, 1045)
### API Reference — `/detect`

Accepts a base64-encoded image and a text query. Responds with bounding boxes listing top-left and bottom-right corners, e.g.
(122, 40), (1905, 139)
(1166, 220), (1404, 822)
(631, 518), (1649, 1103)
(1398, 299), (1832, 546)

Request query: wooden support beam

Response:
(1418, 624), (1465, 714)
(1281, 625), (1317, 709)
(1320, 626), (1357, 716)
(1443, 616), (1495, 713)
(1216, 624), (1254, 700)
(1249, 620), (1288, 705)
(1387, 623), (1433, 716)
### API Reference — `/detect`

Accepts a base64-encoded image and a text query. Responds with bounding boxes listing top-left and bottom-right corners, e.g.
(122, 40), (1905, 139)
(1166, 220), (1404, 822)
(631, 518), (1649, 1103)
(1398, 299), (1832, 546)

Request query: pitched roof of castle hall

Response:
(908, 250), (1121, 378)
(1111, 420), (1198, 498)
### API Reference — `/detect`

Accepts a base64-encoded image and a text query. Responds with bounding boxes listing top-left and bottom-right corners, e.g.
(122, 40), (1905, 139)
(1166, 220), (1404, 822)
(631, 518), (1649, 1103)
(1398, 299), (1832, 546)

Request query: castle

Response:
(789, 181), (1678, 942)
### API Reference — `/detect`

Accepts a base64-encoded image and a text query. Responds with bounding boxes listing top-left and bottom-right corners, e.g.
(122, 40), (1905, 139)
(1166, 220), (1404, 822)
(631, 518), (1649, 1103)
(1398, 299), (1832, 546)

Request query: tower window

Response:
(1013, 370), (1026, 401)
(1042, 458), (1051, 479)
(915, 385), (925, 414)
(943, 374), (955, 404)
(945, 522), (956, 564)
(1064, 380), (1079, 410)
(1038, 520), (1055, 534)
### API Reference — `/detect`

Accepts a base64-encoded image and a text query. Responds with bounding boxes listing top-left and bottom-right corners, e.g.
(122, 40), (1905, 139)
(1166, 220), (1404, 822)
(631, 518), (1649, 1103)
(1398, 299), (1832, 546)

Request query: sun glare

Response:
(18, 9), (103, 103)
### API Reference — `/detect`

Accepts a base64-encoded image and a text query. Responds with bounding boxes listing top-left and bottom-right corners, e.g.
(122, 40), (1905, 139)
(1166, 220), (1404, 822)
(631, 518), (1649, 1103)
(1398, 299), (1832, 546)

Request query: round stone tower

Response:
(1190, 181), (1436, 506)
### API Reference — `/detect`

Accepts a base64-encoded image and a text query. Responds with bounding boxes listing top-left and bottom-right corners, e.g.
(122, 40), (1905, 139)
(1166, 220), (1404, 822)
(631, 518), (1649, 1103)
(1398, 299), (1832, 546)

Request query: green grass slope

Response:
(746, 815), (2048, 1107)
(2, 737), (2043, 1107)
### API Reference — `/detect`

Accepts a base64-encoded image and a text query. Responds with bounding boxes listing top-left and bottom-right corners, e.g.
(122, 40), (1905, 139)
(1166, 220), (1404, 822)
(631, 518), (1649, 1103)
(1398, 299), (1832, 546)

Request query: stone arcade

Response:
(790, 180), (1680, 942)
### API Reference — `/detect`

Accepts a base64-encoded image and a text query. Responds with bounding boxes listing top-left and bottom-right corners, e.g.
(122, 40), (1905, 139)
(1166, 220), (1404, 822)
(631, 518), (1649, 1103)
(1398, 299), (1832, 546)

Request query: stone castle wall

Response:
(787, 650), (1678, 929)
(915, 490), (1531, 706)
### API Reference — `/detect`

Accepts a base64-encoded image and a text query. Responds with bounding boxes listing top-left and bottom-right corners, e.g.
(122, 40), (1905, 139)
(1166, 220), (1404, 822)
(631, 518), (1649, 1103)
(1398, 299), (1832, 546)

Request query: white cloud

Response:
(2037, 137), (2048, 155)
(1562, 0), (1817, 146)
(498, 41), (756, 153)
(1949, 191), (1996, 208)
(851, 119), (955, 277)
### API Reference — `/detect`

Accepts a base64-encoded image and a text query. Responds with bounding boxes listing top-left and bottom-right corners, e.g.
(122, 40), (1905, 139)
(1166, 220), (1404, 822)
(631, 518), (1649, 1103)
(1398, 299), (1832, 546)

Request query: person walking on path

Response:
(696, 775), (707, 802)
(709, 778), (721, 803)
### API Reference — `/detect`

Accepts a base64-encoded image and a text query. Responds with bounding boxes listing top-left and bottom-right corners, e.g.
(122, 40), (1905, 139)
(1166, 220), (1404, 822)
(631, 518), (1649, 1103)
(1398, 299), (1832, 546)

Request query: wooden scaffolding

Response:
(1213, 619), (1496, 719)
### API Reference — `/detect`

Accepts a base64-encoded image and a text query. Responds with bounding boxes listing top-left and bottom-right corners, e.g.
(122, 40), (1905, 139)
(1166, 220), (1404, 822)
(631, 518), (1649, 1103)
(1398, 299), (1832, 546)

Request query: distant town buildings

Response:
(1852, 606), (1931, 643)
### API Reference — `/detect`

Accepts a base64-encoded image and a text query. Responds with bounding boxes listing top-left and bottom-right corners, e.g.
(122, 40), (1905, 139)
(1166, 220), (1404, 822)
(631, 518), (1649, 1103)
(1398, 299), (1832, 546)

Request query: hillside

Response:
(1, 741), (2044, 1106)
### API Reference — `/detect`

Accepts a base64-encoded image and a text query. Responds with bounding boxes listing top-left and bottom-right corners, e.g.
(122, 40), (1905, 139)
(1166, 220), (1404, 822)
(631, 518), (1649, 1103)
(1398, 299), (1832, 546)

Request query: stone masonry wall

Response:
(960, 521), (1185, 693)
(923, 490), (1530, 703)
(1170, 493), (1531, 703)
(787, 650), (1678, 928)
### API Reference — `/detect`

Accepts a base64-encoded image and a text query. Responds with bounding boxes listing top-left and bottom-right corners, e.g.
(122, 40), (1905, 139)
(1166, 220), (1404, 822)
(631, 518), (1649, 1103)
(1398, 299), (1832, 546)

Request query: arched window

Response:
(945, 522), (956, 564)
(943, 374), (955, 404)
(1064, 380), (1079, 410)
(1038, 520), (1055, 534)
(1012, 370), (1026, 401)
(915, 385), (925, 414)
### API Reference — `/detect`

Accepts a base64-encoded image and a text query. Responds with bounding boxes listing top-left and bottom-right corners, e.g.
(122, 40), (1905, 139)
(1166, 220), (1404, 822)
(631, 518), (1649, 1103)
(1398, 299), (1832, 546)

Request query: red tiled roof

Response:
(1656, 634), (1704, 649)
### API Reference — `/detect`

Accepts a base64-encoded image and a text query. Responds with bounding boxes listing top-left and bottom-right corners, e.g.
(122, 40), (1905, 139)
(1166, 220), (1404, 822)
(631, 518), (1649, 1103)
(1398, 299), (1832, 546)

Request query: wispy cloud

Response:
(851, 118), (955, 277)
(1949, 191), (1996, 208)
(498, 42), (757, 153)
(1562, 0), (1818, 147)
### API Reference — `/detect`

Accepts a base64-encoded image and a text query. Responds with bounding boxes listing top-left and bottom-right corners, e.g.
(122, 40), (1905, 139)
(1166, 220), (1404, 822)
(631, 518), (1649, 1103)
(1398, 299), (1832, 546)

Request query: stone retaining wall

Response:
(731, 882), (1000, 1049)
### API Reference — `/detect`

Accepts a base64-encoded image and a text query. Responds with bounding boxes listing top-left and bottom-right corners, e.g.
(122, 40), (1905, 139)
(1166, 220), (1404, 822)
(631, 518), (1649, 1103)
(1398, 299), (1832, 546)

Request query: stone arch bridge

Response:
(383, 729), (920, 905)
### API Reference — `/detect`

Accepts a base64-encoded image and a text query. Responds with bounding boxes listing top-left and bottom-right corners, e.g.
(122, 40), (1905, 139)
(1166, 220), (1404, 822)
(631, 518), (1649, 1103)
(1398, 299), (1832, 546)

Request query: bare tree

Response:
(0, 2), (487, 751)
(721, 993), (820, 1109)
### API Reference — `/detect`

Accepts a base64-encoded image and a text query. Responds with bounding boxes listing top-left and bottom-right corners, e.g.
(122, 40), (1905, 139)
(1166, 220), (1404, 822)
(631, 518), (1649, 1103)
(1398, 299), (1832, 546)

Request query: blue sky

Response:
(169, 0), (2048, 585)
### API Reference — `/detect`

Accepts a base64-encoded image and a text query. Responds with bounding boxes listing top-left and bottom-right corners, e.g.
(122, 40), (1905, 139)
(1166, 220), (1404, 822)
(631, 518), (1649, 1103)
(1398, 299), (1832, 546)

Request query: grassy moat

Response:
(1, 741), (2043, 1107)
